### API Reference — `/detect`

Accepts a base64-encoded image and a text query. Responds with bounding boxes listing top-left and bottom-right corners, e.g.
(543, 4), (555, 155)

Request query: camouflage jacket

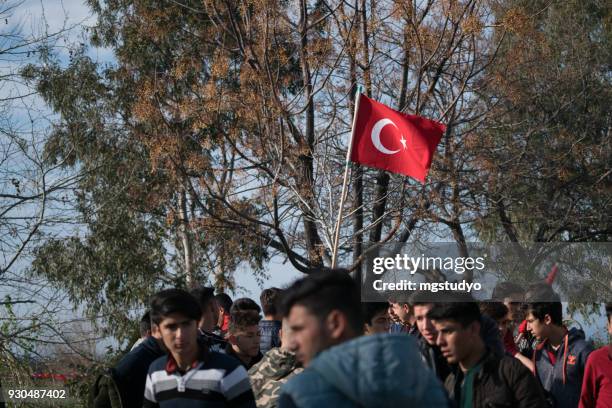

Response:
(248, 348), (303, 408)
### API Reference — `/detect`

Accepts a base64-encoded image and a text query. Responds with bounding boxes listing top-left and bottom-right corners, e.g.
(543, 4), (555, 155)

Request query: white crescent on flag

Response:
(371, 118), (402, 155)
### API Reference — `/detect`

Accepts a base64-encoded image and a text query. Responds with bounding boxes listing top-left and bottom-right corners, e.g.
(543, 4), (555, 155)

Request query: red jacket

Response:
(579, 345), (612, 408)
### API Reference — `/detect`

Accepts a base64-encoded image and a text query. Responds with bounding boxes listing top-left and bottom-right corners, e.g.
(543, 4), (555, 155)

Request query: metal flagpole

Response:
(331, 86), (363, 268)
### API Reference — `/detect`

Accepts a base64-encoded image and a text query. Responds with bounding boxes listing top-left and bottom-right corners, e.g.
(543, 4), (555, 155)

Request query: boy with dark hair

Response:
(480, 302), (516, 352)
(361, 302), (391, 334)
(129, 310), (153, 351)
(480, 301), (534, 371)
(91, 310), (165, 408)
(428, 295), (547, 408)
(492, 282), (526, 352)
(190, 287), (218, 333)
(249, 318), (304, 408)
(388, 296), (417, 334)
(525, 288), (593, 408)
(231, 297), (262, 314)
(260, 288), (283, 354)
(579, 302), (612, 407)
(140, 310), (153, 337)
(214, 293), (233, 336)
(144, 289), (255, 408)
(277, 270), (448, 407)
(409, 291), (452, 381)
(226, 309), (263, 370)
(190, 286), (228, 352)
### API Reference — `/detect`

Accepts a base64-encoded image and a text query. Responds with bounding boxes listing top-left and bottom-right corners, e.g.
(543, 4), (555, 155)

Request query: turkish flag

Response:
(350, 94), (445, 183)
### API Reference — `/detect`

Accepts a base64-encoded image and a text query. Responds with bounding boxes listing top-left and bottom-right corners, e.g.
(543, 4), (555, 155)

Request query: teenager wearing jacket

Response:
(579, 302), (612, 408)
(525, 288), (593, 408)
(428, 296), (547, 408)
(277, 270), (449, 408)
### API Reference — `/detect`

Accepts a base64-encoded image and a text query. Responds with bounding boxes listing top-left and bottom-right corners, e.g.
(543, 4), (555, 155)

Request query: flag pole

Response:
(331, 86), (363, 269)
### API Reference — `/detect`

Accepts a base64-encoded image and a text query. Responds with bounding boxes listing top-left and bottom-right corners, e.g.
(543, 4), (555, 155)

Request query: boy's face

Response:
(230, 325), (261, 357)
(608, 316), (612, 337)
(525, 311), (551, 340)
(433, 319), (479, 365)
(198, 300), (218, 333)
(217, 305), (226, 327)
(286, 304), (334, 367)
(157, 313), (199, 359)
(496, 310), (513, 337)
(413, 304), (437, 345)
(365, 309), (390, 334)
(503, 296), (523, 326)
(389, 302), (410, 324)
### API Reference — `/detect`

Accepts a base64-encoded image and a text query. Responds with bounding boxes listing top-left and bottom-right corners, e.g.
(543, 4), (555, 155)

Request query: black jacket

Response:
(111, 336), (165, 408)
(199, 329), (228, 353)
(416, 333), (452, 382)
(445, 349), (548, 408)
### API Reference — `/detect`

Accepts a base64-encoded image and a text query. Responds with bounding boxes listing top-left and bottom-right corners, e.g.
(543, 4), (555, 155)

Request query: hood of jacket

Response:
(299, 334), (447, 407)
(534, 327), (588, 363)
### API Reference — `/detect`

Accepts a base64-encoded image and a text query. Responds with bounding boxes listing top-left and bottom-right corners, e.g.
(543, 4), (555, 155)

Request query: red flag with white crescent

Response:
(350, 95), (445, 183)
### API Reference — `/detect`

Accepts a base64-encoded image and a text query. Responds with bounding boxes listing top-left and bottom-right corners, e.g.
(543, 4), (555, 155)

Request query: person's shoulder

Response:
(586, 345), (609, 362)
(498, 353), (529, 373)
(570, 336), (594, 354)
(114, 338), (163, 375)
(207, 350), (245, 372)
(282, 367), (322, 395)
(147, 354), (169, 374)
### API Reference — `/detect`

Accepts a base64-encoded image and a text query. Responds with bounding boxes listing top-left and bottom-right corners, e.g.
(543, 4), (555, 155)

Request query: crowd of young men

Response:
(90, 271), (612, 408)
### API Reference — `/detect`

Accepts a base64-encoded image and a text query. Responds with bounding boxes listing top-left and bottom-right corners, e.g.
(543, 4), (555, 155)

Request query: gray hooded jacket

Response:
(533, 328), (593, 408)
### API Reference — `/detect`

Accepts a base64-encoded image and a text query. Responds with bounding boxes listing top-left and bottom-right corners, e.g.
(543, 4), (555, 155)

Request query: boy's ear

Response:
(227, 333), (238, 345)
(544, 314), (553, 325)
(325, 310), (348, 340)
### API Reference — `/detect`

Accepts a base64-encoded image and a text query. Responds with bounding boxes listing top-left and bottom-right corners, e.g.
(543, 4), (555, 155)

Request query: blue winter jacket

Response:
(278, 334), (449, 408)
(533, 327), (593, 408)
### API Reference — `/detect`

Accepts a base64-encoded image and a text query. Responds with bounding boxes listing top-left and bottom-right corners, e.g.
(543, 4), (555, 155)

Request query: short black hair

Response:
(190, 286), (216, 313)
(525, 302), (563, 326)
(479, 302), (508, 321)
(361, 302), (389, 325)
(150, 289), (202, 325)
(214, 293), (233, 313)
(280, 270), (363, 334)
(228, 309), (261, 333)
(230, 297), (261, 315)
(606, 303), (612, 322)
(427, 293), (480, 327)
(139, 310), (151, 337)
(492, 282), (524, 301)
(260, 288), (282, 316)
(524, 283), (562, 326)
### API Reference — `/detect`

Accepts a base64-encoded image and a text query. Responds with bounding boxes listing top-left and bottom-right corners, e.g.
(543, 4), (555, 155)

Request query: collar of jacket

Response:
(165, 339), (209, 374)
(532, 329), (570, 385)
(450, 347), (492, 386)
